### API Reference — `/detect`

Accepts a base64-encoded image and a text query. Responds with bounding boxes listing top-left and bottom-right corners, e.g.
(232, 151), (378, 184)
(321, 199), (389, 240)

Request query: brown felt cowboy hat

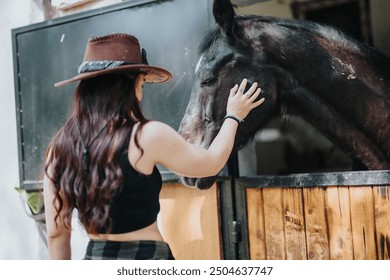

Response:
(55, 33), (172, 87)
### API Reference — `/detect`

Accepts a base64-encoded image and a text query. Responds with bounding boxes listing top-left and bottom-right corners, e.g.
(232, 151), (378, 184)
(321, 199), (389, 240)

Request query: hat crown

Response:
(54, 33), (172, 87)
(83, 33), (142, 63)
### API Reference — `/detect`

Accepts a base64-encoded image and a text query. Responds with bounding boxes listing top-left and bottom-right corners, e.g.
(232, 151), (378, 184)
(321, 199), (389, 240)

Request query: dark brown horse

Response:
(179, 0), (390, 189)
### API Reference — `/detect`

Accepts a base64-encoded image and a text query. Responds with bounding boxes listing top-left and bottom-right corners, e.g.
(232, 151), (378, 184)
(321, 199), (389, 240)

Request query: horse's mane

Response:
(200, 14), (390, 63)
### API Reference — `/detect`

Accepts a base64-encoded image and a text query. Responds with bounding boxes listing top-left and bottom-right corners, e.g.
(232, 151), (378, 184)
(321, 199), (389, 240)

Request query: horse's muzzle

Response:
(180, 176), (216, 190)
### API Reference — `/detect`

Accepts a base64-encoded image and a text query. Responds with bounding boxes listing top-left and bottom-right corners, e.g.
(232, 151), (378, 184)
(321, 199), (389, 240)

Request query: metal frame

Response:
(237, 170), (390, 188)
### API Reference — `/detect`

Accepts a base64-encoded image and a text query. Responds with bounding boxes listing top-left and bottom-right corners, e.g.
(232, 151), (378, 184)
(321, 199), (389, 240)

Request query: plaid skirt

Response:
(84, 240), (175, 260)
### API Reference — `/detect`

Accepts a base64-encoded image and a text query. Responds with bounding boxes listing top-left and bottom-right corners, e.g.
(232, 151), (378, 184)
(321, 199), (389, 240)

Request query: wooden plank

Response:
(159, 183), (221, 260)
(326, 186), (353, 259)
(373, 185), (390, 260)
(303, 187), (329, 260)
(283, 188), (307, 259)
(263, 188), (286, 260)
(349, 186), (377, 259)
(246, 188), (267, 260)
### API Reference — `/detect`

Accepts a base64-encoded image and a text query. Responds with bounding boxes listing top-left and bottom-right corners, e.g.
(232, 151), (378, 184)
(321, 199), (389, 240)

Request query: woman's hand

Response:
(226, 78), (265, 121)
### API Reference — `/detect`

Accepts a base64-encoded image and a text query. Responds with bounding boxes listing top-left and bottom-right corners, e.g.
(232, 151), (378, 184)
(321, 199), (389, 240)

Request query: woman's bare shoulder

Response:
(139, 121), (178, 140)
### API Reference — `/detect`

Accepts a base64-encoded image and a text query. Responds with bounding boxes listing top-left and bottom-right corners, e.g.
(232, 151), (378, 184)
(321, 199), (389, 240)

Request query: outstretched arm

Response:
(131, 79), (265, 177)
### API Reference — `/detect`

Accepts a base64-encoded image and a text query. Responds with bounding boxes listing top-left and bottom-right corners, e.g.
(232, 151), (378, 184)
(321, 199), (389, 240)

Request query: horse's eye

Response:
(201, 77), (217, 87)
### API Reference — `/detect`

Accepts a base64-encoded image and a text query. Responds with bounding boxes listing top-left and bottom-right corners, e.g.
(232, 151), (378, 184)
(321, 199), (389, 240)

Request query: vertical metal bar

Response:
(225, 152), (240, 259)
(218, 178), (237, 259)
(234, 179), (250, 259)
(11, 30), (26, 188)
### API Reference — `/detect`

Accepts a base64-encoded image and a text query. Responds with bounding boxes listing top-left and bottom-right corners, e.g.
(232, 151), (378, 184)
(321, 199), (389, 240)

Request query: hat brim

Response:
(54, 64), (172, 87)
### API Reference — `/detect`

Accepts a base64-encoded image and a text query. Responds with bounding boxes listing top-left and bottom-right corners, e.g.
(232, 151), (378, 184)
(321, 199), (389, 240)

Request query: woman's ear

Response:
(135, 74), (146, 101)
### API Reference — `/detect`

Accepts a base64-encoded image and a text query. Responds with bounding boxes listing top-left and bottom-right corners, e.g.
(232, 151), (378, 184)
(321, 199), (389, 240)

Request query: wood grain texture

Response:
(283, 188), (307, 259)
(373, 185), (390, 260)
(159, 183), (221, 260)
(326, 187), (353, 259)
(303, 187), (329, 260)
(349, 186), (377, 259)
(262, 188), (286, 260)
(245, 185), (389, 260)
(246, 188), (267, 260)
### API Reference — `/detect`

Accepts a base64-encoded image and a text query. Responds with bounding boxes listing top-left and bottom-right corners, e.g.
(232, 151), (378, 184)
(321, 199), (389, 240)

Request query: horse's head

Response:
(179, 0), (277, 189)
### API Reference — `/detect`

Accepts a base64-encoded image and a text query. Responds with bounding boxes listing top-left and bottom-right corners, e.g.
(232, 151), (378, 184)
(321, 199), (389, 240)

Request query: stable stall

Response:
(12, 0), (390, 260)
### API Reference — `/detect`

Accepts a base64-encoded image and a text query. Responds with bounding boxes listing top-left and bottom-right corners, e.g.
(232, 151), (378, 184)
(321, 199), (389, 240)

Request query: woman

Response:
(43, 33), (265, 260)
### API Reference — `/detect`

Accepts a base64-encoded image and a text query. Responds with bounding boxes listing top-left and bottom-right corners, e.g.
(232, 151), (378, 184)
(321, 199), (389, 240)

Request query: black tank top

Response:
(99, 129), (162, 234)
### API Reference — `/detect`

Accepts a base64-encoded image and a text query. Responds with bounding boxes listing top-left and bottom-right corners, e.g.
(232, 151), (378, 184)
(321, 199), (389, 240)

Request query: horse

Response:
(178, 0), (390, 189)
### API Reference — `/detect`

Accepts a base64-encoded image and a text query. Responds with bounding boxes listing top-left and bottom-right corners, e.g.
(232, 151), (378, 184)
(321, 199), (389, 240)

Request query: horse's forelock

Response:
(199, 28), (222, 54)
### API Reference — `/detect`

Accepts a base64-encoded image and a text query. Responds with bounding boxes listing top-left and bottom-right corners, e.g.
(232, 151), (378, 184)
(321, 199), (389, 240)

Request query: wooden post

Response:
(349, 186), (377, 259)
(373, 185), (390, 260)
(246, 188), (267, 259)
(263, 188), (285, 260)
(303, 187), (329, 260)
(283, 188), (306, 259)
(326, 187), (354, 259)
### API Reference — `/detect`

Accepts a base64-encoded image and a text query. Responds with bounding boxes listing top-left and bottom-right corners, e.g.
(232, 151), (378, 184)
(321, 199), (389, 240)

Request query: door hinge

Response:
(232, 220), (242, 244)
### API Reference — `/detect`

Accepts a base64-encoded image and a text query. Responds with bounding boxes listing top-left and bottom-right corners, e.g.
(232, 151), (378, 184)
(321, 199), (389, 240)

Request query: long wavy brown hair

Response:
(44, 74), (148, 234)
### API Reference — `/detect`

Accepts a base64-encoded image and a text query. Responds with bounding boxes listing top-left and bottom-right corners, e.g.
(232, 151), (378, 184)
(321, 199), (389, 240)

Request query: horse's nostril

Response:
(181, 176), (197, 188)
(180, 174), (216, 190)
(195, 178), (215, 189)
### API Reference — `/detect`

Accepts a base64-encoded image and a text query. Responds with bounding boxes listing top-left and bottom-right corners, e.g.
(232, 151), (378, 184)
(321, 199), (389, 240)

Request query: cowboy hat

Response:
(54, 33), (172, 87)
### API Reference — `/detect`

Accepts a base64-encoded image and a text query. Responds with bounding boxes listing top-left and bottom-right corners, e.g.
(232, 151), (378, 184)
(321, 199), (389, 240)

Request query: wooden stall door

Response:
(245, 185), (390, 260)
(159, 183), (222, 260)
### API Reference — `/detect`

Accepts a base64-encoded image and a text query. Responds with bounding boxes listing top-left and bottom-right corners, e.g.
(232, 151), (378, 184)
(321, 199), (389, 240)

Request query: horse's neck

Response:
(243, 18), (390, 168)
(278, 84), (390, 170)
(274, 38), (390, 97)
(247, 18), (390, 93)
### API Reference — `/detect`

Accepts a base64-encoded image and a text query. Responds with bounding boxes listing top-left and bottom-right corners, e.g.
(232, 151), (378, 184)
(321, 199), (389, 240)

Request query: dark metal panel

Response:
(234, 180), (250, 260)
(12, 0), (213, 189)
(237, 170), (390, 188)
(218, 177), (237, 259)
(12, 29), (26, 189)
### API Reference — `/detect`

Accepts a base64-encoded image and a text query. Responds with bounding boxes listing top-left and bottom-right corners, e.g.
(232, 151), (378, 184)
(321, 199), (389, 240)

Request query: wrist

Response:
(223, 114), (244, 124)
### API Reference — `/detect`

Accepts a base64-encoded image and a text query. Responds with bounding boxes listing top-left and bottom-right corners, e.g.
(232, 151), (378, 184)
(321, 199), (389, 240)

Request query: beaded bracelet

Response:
(223, 114), (244, 124)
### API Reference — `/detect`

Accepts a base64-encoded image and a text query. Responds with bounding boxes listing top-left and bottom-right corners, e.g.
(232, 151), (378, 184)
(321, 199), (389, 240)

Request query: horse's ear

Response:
(213, 0), (242, 40)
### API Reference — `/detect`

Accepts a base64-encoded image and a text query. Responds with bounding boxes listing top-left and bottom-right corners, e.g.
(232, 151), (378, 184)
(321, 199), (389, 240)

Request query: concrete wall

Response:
(0, 0), (120, 260)
(0, 0), (44, 260)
